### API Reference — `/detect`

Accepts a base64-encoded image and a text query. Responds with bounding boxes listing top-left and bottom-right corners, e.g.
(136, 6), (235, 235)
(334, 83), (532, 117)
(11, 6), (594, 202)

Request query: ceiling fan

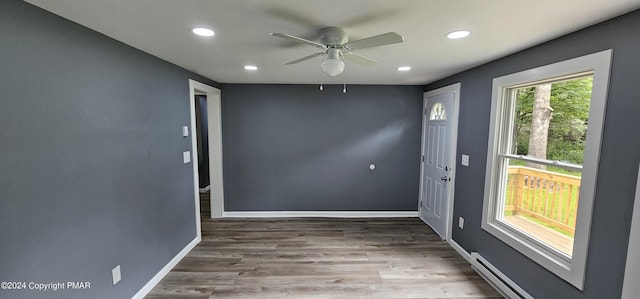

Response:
(270, 27), (404, 77)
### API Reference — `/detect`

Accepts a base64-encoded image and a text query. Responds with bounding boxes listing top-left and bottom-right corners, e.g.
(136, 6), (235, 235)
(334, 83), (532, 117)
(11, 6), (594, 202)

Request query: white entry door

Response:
(419, 84), (459, 240)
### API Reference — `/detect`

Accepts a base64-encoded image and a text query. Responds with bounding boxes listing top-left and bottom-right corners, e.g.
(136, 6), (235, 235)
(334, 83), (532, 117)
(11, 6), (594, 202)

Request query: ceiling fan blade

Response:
(270, 33), (326, 49)
(343, 52), (378, 67)
(262, 6), (324, 47)
(284, 52), (325, 65)
(344, 32), (404, 50)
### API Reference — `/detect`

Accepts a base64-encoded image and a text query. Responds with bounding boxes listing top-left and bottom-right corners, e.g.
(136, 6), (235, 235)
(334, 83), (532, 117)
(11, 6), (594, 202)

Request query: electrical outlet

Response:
(458, 217), (465, 229)
(112, 265), (121, 285)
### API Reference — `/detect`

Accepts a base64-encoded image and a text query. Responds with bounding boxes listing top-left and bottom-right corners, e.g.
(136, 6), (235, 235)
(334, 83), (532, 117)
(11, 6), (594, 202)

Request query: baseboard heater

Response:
(470, 252), (533, 299)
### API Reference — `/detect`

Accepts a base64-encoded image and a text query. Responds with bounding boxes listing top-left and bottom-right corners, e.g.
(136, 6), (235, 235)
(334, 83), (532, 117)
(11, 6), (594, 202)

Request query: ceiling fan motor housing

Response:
(320, 27), (349, 46)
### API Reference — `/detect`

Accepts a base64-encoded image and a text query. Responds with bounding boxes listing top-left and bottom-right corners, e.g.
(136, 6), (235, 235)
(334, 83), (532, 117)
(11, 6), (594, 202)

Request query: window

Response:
(482, 50), (612, 289)
(429, 102), (447, 120)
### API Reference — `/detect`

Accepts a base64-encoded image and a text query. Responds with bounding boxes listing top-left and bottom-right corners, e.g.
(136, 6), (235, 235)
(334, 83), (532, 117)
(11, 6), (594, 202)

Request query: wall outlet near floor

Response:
(112, 265), (121, 285)
(458, 217), (465, 229)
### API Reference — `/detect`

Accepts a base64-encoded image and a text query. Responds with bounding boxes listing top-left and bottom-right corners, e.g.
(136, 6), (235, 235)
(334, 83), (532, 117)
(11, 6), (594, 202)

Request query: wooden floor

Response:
(147, 195), (502, 299)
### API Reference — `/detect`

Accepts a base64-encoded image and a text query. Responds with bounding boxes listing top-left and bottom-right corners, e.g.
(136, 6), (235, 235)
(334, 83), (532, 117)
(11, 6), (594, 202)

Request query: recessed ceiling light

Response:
(190, 27), (215, 37)
(244, 65), (258, 71)
(397, 66), (412, 71)
(446, 30), (470, 39)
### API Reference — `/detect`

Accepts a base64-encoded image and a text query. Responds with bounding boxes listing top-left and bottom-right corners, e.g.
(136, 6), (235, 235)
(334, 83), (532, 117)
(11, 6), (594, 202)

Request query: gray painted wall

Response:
(221, 84), (423, 211)
(425, 9), (640, 298)
(0, 1), (217, 298)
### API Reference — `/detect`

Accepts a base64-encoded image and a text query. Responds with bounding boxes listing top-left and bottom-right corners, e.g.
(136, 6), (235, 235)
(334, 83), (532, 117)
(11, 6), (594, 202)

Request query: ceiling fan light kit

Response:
(321, 58), (345, 77)
(320, 47), (345, 76)
(271, 27), (404, 77)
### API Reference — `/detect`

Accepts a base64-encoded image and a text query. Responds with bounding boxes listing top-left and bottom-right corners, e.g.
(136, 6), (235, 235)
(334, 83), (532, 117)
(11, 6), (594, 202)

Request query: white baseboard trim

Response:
(447, 238), (474, 264)
(199, 185), (210, 193)
(132, 236), (200, 299)
(222, 211), (419, 218)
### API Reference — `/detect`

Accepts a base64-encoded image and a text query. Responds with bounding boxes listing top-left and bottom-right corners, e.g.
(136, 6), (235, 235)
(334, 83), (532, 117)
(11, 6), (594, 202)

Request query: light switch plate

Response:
(112, 265), (121, 285)
(461, 154), (470, 166)
(458, 217), (465, 229)
(182, 126), (189, 137)
(183, 151), (191, 163)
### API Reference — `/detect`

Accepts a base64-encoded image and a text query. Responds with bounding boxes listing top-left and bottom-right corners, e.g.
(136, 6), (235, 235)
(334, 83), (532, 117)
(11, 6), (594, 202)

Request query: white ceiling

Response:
(25, 0), (640, 85)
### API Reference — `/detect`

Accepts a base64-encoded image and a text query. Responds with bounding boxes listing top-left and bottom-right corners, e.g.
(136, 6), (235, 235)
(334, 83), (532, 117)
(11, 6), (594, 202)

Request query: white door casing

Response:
(419, 83), (460, 240)
(189, 79), (224, 230)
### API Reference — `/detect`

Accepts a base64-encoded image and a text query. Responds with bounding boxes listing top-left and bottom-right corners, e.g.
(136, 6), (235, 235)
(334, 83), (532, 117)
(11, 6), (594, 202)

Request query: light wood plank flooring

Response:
(147, 196), (502, 298)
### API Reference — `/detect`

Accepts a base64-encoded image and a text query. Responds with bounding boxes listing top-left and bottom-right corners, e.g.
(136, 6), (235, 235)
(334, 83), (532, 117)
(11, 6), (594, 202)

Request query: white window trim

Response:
(481, 49), (612, 290)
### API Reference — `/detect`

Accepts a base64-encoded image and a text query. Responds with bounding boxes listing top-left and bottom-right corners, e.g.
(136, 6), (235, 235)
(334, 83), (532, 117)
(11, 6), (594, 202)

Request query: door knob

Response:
(441, 176), (451, 182)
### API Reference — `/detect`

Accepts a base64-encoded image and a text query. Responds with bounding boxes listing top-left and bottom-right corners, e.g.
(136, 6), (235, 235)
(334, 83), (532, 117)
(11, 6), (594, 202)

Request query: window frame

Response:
(481, 50), (612, 289)
(429, 102), (447, 120)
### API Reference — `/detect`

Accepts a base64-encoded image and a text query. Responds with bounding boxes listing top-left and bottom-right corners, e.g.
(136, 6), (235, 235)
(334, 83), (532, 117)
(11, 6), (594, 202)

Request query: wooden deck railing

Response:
(504, 166), (581, 236)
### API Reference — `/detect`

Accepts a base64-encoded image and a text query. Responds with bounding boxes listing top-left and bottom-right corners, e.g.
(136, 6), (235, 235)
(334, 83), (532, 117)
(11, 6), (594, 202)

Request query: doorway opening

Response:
(188, 80), (223, 239)
(195, 93), (211, 218)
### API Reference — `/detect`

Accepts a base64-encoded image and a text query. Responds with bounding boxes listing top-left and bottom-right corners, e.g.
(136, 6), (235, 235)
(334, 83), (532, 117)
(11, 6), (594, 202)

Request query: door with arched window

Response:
(419, 83), (460, 239)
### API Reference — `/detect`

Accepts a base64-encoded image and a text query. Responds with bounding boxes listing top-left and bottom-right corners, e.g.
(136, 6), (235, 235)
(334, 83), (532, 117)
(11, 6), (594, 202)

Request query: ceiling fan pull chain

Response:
(343, 82), (347, 94)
